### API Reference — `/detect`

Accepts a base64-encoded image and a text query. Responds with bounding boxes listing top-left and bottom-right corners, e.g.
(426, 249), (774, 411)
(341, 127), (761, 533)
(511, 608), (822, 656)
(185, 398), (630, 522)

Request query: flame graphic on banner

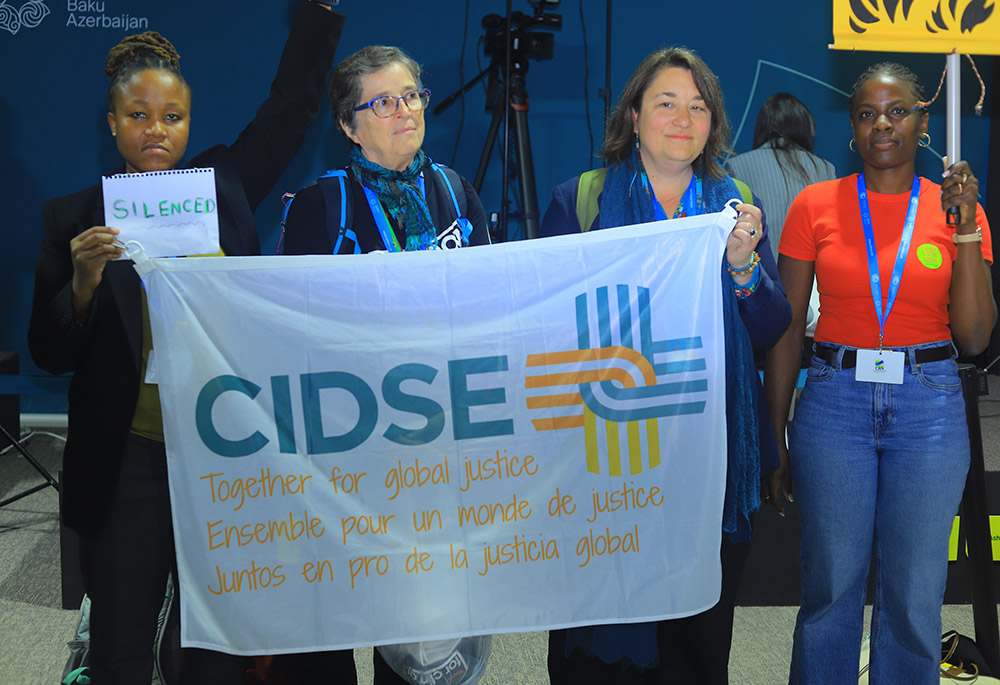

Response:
(849, 0), (916, 32)
(927, 0), (994, 34)
(834, 0), (1000, 54)
(847, 0), (992, 35)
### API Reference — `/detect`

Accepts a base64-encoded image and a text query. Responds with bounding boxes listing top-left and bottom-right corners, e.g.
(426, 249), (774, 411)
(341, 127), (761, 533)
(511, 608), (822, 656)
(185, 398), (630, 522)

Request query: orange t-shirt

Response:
(780, 174), (992, 348)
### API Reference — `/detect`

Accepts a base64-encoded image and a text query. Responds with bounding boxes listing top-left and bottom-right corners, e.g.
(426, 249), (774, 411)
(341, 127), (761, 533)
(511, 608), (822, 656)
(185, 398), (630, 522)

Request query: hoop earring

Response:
(919, 132), (931, 148)
(849, 138), (856, 152)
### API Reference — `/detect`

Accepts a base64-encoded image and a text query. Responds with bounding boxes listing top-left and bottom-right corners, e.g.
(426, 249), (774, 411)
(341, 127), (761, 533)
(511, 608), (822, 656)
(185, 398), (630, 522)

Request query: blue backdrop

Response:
(1, 0), (992, 411)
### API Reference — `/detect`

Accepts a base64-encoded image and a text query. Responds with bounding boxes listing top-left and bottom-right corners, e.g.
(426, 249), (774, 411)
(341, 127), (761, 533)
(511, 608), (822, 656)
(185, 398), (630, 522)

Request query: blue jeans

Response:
(788, 342), (969, 684)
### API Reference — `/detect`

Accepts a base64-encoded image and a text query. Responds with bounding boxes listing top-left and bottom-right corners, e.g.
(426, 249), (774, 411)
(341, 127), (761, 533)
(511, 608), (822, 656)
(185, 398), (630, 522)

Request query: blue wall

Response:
(1, 0), (991, 411)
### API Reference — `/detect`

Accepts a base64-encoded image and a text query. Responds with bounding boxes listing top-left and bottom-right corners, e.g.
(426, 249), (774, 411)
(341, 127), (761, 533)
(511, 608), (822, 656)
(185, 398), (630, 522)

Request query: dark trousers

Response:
(548, 533), (751, 685)
(78, 434), (246, 684)
(266, 646), (406, 684)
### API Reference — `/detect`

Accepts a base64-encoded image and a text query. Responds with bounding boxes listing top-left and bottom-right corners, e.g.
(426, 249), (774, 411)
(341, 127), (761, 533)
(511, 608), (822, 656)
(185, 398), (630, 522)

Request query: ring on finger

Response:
(748, 226), (758, 238)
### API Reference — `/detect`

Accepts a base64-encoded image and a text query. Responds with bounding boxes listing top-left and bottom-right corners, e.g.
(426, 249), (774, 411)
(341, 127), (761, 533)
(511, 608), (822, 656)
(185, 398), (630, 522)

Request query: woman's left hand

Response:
(726, 203), (763, 284)
(941, 161), (979, 231)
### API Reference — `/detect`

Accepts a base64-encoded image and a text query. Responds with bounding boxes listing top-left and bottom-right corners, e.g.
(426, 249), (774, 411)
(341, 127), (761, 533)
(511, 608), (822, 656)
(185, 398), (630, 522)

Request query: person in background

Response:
(280, 44), (489, 684)
(728, 93), (837, 367)
(764, 62), (995, 683)
(27, 3), (344, 682)
(726, 92), (836, 261)
(539, 46), (791, 684)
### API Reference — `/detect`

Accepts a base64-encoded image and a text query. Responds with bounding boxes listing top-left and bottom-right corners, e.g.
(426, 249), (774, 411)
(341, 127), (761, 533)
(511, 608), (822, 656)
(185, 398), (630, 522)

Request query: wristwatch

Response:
(953, 226), (983, 244)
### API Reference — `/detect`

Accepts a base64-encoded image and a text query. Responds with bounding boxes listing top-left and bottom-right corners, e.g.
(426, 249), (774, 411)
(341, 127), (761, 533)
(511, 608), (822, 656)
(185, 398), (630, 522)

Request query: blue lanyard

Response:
(643, 172), (702, 220)
(361, 174), (427, 252)
(857, 173), (920, 349)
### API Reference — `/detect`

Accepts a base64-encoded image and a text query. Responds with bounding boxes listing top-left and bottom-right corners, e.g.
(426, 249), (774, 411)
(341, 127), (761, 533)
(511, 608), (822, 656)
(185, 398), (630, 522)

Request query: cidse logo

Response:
(193, 283), (707, 461)
(0, 0), (49, 34)
(524, 284), (708, 476)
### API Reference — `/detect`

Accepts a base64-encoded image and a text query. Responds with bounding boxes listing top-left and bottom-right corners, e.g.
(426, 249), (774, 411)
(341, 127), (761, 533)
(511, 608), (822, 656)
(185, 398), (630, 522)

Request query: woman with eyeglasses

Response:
(277, 44), (488, 685)
(282, 45), (489, 255)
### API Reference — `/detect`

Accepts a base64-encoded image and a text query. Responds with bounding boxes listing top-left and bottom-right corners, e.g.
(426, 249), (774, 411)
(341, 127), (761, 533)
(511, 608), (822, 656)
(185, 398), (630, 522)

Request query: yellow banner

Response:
(832, 0), (1000, 54)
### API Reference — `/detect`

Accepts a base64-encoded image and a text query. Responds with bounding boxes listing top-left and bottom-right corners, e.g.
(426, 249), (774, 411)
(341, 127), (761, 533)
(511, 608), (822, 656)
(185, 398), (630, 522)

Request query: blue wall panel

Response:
(1, 0), (991, 411)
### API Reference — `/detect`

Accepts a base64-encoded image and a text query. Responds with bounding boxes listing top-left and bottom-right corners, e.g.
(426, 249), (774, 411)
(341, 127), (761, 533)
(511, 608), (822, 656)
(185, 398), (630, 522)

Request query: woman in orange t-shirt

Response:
(764, 62), (996, 683)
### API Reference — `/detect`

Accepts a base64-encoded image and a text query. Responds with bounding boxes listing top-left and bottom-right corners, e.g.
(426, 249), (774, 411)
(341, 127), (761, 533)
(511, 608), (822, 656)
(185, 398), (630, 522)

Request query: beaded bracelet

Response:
(726, 251), (759, 277)
(734, 265), (761, 299)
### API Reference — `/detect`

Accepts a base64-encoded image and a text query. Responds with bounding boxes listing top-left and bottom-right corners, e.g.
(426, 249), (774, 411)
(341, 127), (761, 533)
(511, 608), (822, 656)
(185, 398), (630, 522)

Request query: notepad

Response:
(102, 167), (220, 258)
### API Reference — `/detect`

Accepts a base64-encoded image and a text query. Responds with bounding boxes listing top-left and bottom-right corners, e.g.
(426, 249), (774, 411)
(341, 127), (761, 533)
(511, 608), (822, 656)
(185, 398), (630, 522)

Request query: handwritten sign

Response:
(102, 167), (219, 257)
(136, 209), (738, 655)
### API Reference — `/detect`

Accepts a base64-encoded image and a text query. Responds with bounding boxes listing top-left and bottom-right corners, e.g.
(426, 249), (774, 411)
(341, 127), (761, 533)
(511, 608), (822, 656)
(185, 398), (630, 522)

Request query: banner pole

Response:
(946, 52), (961, 163)
(945, 51), (961, 224)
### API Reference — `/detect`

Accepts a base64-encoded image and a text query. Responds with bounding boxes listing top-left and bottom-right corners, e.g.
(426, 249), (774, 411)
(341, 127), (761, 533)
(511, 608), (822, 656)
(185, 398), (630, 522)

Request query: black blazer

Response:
(28, 1), (345, 536)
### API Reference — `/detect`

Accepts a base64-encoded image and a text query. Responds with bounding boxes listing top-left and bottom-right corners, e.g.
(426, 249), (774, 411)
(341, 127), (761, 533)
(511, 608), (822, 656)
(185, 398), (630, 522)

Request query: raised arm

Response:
(226, 1), (346, 210)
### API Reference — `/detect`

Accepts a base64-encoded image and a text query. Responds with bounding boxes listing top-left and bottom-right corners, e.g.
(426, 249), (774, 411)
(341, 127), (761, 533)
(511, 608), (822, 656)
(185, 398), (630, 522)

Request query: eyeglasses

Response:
(353, 88), (432, 119)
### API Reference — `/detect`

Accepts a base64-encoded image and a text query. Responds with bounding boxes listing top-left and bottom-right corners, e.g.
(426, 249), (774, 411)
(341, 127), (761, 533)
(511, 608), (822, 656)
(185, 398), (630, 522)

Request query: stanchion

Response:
(958, 363), (1000, 674)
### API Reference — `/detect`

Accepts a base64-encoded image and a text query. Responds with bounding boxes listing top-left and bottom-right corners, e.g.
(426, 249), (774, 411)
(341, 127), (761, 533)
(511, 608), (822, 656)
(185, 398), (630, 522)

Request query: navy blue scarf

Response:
(563, 149), (761, 671)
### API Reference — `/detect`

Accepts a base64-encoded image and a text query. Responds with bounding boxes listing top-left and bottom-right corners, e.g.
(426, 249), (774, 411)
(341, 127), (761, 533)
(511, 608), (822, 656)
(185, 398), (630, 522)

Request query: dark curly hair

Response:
(105, 31), (189, 111)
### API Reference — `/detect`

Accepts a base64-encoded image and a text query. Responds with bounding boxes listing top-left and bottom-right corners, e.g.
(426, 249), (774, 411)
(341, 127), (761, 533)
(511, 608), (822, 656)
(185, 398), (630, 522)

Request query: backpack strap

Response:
(575, 168), (607, 233)
(429, 162), (474, 248)
(732, 177), (754, 205)
(315, 169), (360, 254)
(430, 163), (465, 220)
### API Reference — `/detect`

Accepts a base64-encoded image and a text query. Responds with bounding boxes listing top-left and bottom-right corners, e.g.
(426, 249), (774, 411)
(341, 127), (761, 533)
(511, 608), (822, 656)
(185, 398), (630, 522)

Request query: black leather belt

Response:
(815, 345), (953, 369)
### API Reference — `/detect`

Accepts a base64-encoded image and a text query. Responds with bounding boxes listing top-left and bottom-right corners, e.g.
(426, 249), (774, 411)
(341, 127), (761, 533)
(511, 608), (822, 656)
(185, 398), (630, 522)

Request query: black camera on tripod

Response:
(482, 0), (562, 66)
(433, 0), (562, 242)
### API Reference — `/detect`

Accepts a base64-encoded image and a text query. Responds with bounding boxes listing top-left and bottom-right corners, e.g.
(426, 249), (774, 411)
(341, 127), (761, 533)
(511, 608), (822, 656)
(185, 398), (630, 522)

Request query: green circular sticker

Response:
(917, 243), (943, 269)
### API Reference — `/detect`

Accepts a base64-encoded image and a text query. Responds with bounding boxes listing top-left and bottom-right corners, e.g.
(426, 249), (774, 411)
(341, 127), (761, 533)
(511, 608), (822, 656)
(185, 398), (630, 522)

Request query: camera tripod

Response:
(435, 6), (557, 242)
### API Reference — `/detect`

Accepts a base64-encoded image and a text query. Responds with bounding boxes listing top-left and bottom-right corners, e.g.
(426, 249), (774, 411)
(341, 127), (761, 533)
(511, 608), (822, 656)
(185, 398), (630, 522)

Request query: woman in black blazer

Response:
(27, 3), (344, 682)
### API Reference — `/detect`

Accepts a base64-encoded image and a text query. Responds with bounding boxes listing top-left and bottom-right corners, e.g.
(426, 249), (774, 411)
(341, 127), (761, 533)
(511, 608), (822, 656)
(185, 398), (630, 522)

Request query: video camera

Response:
(482, 0), (562, 64)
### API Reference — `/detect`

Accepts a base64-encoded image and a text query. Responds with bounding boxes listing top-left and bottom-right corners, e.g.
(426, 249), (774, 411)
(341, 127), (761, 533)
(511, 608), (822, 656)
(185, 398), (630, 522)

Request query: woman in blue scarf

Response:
(540, 47), (791, 684)
(283, 45), (489, 256)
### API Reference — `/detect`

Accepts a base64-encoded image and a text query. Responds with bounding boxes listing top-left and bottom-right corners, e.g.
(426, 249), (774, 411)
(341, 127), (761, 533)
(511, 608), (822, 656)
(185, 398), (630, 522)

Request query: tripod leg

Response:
(509, 94), (541, 240)
(0, 421), (61, 506)
(474, 102), (506, 193)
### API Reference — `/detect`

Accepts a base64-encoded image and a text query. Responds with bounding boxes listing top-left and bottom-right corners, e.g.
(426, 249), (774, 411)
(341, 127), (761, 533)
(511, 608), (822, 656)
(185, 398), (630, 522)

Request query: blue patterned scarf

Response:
(563, 148), (761, 671)
(349, 147), (437, 251)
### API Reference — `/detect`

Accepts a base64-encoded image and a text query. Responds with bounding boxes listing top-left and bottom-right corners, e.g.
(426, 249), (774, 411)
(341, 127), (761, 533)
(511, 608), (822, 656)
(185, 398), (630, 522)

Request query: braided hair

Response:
(105, 31), (189, 110)
(848, 62), (927, 116)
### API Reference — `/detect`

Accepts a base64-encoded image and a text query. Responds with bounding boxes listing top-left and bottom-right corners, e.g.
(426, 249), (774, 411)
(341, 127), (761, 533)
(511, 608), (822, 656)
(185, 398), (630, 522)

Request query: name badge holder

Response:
(855, 348), (904, 384)
(854, 174), (920, 386)
(643, 171), (702, 220)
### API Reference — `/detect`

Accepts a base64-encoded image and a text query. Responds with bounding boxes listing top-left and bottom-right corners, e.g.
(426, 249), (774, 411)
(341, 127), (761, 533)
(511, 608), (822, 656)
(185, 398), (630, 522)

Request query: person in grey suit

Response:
(727, 92), (836, 260)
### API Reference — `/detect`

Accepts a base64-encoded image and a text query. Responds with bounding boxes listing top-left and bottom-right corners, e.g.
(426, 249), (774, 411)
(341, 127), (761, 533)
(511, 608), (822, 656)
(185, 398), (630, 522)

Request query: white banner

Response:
(136, 206), (738, 655)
